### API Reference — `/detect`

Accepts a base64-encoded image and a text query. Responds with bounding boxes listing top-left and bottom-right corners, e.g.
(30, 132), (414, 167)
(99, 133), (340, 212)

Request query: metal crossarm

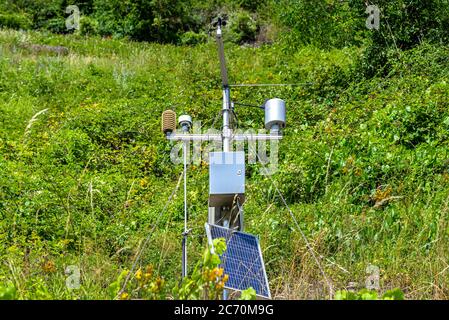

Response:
(166, 133), (282, 142)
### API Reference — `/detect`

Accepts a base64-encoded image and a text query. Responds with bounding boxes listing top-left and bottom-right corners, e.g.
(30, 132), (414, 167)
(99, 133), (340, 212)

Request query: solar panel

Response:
(205, 223), (271, 299)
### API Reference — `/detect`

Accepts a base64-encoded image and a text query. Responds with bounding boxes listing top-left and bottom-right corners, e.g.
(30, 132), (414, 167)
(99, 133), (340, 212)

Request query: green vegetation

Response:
(107, 238), (230, 300)
(335, 288), (404, 300)
(173, 238), (230, 300)
(1, 1), (449, 300)
(0, 0), (273, 44)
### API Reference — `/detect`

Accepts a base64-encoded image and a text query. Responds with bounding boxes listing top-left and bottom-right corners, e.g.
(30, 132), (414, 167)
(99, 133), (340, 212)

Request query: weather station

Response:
(161, 18), (286, 299)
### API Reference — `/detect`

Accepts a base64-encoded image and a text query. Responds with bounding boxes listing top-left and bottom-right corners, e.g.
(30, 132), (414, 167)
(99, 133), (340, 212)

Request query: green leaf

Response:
(210, 253), (221, 266)
(334, 290), (359, 300)
(382, 288), (404, 300)
(359, 289), (378, 300)
(213, 238), (227, 255)
(240, 287), (256, 300)
(0, 284), (17, 300)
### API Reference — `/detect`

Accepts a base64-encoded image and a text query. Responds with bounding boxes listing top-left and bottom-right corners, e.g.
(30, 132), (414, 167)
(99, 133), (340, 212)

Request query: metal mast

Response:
(216, 19), (232, 153)
(182, 138), (188, 278)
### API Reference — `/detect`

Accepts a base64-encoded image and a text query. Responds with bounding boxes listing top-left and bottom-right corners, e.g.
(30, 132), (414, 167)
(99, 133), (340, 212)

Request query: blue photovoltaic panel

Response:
(205, 224), (270, 299)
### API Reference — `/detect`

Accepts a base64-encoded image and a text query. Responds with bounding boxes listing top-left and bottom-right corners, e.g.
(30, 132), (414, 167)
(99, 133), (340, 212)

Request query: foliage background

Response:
(0, 0), (449, 299)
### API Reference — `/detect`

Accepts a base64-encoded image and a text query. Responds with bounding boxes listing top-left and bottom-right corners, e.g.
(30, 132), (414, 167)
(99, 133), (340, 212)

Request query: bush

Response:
(26, 0), (67, 32)
(274, 0), (366, 50)
(180, 31), (208, 45)
(0, 284), (17, 300)
(225, 10), (258, 44)
(47, 128), (95, 168)
(353, 0), (449, 77)
(0, 0), (270, 44)
(0, 13), (32, 30)
(232, 0), (266, 12)
(93, 0), (192, 43)
(79, 15), (99, 36)
(41, 17), (67, 33)
(335, 288), (404, 300)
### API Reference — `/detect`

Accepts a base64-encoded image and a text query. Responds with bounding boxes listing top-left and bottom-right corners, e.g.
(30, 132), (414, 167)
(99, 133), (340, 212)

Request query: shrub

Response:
(79, 15), (99, 36)
(93, 0), (192, 43)
(180, 31), (208, 45)
(232, 0), (266, 12)
(0, 284), (17, 300)
(26, 0), (67, 32)
(274, 0), (366, 50)
(225, 10), (258, 44)
(112, 238), (231, 300)
(47, 128), (95, 168)
(173, 238), (230, 300)
(0, 13), (32, 30)
(335, 288), (404, 300)
(353, 0), (449, 77)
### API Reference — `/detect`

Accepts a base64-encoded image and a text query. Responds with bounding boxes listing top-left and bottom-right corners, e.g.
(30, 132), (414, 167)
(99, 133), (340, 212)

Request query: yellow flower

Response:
(140, 178), (148, 187)
(135, 269), (143, 281)
(223, 274), (229, 283)
(150, 277), (164, 293)
(120, 292), (129, 300)
(208, 269), (216, 282)
(155, 277), (164, 289)
(145, 265), (153, 277)
(216, 281), (224, 290)
(144, 265), (153, 281)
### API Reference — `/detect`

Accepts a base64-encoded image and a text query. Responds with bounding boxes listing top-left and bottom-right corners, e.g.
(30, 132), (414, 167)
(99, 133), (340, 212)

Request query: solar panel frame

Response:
(205, 223), (271, 299)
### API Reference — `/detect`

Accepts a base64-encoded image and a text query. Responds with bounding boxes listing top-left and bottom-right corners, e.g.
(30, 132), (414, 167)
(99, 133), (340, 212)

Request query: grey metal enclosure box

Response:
(209, 151), (245, 207)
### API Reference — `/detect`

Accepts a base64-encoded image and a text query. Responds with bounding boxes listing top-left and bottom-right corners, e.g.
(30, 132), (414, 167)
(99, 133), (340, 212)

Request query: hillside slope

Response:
(0, 29), (449, 299)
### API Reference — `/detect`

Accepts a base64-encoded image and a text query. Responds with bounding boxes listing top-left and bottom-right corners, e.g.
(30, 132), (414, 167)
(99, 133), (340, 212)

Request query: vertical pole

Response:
(222, 87), (231, 152)
(216, 21), (232, 153)
(217, 20), (232, 301)
(182, 140), (188, 278)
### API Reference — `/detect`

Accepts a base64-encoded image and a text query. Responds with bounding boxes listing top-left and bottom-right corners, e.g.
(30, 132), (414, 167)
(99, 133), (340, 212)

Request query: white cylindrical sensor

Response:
(264, 98), (286, 130)
(179, 114), (192, 132)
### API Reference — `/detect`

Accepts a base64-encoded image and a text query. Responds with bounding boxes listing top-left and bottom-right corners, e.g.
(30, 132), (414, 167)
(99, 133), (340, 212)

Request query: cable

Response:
(229, 83), (313, 87)
(230, 195), (243, 229)
(233, 102), (264, 109)
(253, 149), (334, 299)
(211, 108), (223, 130)
(117, 172), (184, 298)
(231, 108), (239, 129)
